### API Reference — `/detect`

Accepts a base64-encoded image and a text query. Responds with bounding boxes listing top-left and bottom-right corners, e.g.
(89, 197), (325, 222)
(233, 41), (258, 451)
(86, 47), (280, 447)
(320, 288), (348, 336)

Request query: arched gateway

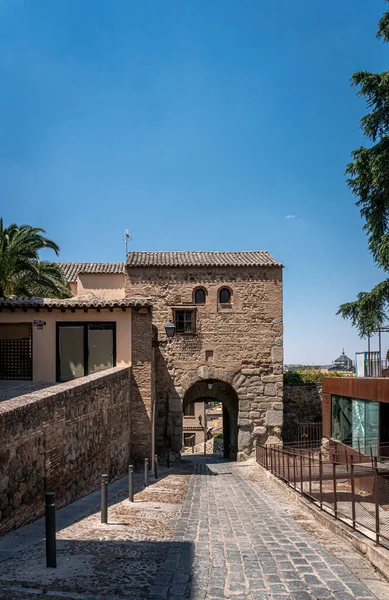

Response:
(182, 379), (239, 459)
(125, 250), (284, 461)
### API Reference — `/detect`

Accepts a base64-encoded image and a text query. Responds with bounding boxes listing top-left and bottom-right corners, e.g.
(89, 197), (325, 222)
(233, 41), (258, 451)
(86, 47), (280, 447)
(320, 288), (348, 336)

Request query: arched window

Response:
(194, 288), (206, 304)
(219, 287), (231, 304)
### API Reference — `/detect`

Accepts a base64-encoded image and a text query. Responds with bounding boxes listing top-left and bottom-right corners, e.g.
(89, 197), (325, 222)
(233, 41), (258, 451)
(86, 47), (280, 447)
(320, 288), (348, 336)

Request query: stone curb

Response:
(259, 464), (389, 582)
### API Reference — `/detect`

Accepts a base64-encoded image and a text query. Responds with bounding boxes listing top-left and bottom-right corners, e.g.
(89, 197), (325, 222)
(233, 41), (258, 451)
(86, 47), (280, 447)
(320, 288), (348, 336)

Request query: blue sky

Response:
(0, 0), (387, 364)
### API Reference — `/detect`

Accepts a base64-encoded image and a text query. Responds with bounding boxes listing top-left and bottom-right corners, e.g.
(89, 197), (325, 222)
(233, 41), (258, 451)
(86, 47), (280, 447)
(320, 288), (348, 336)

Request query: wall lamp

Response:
(152, 321), (176, 347)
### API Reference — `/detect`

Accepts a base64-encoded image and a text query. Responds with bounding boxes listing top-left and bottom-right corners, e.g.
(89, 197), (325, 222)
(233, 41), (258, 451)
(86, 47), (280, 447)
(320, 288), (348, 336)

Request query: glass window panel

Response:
(332, 395), (352, 444)
(59, 326), (84, 381)
(219, 288), (231, 303)
(184, 402), (195, 416)
(88, 326), (114, 374)
(195, 289), (206, 304)
(352, 399), (366, 452)
(366, 401), (379, 456)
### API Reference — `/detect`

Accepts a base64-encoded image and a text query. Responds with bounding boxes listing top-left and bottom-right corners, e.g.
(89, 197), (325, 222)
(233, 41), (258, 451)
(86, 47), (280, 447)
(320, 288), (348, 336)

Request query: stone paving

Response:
(149, 456), (389, 600)
(0, 463), (192, 600)
(0, 380), (57, 403)
(0, 456), (388, 599)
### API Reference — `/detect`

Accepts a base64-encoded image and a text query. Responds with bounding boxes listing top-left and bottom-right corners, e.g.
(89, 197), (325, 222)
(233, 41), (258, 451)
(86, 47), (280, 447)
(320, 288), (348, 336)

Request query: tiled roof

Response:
(126, 251), (282, 268)
(0, 297), (150, 310)
(58, 262), (125, 282)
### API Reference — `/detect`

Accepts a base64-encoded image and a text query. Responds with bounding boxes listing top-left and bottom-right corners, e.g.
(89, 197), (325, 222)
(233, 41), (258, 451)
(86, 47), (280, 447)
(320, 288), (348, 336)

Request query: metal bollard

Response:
(128, 465), (134, 502)
(101, 474), (108, 523)
(144, 458), (149, 488)
(45, 492), (57, 568)
(154, 455), (159, 480)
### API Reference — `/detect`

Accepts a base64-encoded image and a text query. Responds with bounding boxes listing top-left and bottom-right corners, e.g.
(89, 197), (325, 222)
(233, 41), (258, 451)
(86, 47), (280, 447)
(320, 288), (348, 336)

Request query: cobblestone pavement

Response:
(0, 456), (388, 600)
(149, 456), (389, 600)
(0, 463), (193, 600)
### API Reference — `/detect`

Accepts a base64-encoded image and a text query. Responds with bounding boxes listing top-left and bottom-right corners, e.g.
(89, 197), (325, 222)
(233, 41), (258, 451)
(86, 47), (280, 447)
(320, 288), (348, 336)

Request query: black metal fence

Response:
(257, 444), (389, 549)
(283, 422), (323, 449)
(0, 336), (32, 380)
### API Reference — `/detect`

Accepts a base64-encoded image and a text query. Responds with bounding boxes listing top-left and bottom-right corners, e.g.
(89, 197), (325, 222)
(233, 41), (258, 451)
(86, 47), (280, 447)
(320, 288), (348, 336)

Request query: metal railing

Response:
(330, 438), (389, 466)
(283, 422), (322, 449)
(257, 444), (389, 549)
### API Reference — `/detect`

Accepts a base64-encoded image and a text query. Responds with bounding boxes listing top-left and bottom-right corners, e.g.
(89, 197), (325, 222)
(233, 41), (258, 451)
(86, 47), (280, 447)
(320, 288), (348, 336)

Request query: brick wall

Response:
(0, 366), (132, 535)
(126, 265), (283, 458)
(130, 308), (154, 463)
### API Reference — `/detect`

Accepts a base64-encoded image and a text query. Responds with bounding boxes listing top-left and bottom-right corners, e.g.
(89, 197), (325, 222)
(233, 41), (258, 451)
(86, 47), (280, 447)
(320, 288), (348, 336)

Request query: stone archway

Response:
(182, 379), (239, 460)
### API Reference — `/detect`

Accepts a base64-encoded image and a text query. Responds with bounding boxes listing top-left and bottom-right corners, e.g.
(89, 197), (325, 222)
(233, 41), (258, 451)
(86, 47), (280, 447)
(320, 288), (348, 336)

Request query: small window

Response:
(219, 287), (231, 304)
(194, 288), (206, 304)
(184, 433), (196, 447)
(174, 309), (196, 334)
(184, 402), (195, 416)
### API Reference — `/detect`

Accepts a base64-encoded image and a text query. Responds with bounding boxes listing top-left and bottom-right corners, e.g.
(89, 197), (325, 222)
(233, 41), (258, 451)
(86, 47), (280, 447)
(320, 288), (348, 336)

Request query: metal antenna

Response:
(123, 230), (131, 257)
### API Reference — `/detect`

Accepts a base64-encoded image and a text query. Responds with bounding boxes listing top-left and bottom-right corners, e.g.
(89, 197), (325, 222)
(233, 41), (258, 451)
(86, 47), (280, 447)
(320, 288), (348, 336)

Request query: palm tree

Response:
(0, 218), (71, 298)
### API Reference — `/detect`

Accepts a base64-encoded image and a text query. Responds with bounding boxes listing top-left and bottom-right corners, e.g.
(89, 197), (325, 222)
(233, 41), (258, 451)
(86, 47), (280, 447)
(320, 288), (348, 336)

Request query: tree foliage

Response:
(338, 2), (389, 336)
(0, 218), (71, 298)
(284, 370), (346, 386)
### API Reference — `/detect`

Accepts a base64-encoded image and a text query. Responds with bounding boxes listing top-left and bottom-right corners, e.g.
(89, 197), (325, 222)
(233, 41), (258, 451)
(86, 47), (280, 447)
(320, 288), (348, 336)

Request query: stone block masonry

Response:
(126, 263), (283, 458)
(0, 366), (133, 535)
(283, 383), (322, 440)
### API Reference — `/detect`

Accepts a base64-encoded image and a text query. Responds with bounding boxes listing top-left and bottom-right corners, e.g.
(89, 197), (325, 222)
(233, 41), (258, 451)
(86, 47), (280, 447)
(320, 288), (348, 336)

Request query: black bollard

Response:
(154, 455), (159, 480)
(45, 492), (57, 568)
(128, 465), (134, 502)
(144, 458), (149, 488)
(101, 474), (108, 523)
(167, 450), (170, 469)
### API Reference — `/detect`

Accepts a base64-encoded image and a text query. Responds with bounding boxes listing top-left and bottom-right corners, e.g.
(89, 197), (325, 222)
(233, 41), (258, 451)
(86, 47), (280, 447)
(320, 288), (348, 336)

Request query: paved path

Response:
(150, 456), (388, 600)
(0, 456), (388, 600)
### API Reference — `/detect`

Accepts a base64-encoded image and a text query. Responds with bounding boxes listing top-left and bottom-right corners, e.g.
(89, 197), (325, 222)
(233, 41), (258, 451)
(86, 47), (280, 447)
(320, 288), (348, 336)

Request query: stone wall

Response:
(0, 366), (132, 535)
(283, 383), (322, 441)
(130, 308), (154, 463)
(126, 265), (283, 458)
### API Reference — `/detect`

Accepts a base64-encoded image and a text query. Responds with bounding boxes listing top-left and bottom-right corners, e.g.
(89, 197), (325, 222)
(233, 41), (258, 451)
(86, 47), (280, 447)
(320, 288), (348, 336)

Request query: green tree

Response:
(0, 218), (71, 298)
(338, 2), (389, 337)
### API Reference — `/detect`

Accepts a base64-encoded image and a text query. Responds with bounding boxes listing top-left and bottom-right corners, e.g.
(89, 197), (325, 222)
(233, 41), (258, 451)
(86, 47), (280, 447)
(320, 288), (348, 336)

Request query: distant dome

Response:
(332, 348), (354, 370)
(334, 351), (352, 364)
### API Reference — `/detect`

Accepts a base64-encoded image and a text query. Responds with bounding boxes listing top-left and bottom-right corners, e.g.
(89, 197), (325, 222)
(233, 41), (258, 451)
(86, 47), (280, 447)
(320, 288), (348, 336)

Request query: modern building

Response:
(322, 377), (389, 459)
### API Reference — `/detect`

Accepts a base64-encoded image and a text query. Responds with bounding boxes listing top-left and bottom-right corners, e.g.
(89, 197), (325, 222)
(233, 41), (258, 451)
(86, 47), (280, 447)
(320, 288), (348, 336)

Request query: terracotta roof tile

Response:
(0, 297), (150, 310)
(58, 262), (125, 282)
(126, 251), (282, 268)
